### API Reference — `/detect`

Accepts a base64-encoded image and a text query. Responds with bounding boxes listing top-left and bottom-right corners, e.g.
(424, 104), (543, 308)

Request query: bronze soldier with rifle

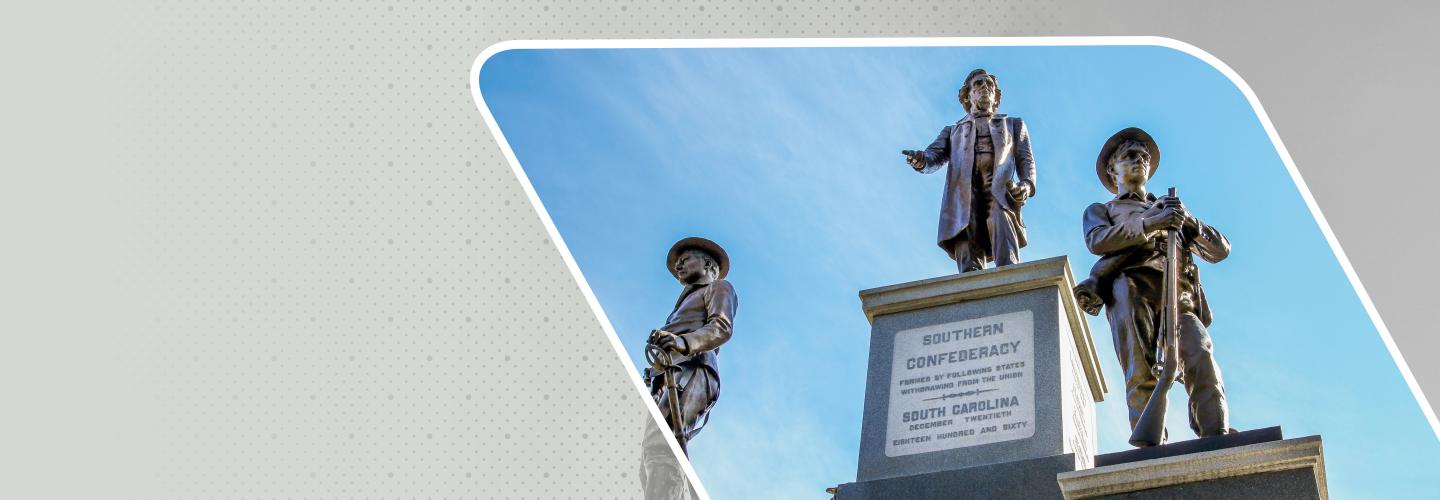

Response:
(1073, 128), (1235, 446)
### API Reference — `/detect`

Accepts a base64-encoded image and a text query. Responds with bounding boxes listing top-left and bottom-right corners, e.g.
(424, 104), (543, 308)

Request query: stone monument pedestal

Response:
(1056, 428), (1328, 499)
(834, 256), (1107, 500)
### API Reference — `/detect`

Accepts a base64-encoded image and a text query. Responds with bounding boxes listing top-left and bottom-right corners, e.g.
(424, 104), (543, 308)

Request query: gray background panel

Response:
(1, 1), (1435, 498)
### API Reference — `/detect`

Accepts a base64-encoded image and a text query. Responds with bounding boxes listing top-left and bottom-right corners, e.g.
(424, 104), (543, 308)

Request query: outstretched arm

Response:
(902, 126), (952, 174)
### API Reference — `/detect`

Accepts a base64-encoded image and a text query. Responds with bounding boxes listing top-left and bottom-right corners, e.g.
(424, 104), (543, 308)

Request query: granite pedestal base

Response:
(1094, 426), (1283, 467)
(1056, 434), (1328, 499)
(835, 257), (1108, 499)
(835, 453), (1077, 500)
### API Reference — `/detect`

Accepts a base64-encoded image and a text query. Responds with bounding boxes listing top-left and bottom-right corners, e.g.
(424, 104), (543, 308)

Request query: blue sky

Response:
(479, 45), (1440, 498)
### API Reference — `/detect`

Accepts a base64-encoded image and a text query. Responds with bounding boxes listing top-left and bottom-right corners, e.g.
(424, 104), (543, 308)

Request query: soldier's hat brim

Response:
(1095, 127), (1161, 194)
(667, 237), (729, 280)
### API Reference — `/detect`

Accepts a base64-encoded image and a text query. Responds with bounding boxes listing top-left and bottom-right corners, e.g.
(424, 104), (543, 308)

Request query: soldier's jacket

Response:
(656, 278), (738, 377)
(1079, 191), (1230, 325)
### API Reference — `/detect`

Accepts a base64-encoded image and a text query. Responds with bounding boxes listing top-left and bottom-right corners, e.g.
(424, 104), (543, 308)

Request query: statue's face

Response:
(674, 249), (715, 284)
(966, 76), (998, 113)
(1108, 142), (1152, 191)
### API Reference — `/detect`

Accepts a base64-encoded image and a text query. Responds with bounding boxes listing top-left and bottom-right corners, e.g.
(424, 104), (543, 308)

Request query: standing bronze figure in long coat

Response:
(1074, 128), (1234, 444)
(903, 69), (1037, 273)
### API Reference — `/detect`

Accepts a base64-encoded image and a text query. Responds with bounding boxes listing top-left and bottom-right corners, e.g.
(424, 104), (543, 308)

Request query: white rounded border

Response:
(467, 37), (1440, 498)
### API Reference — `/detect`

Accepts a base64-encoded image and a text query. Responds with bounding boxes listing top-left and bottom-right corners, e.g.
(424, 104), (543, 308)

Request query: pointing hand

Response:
(901, 150), (925, 170)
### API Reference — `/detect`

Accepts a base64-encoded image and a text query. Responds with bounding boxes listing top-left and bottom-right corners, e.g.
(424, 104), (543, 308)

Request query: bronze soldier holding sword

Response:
(639, 237), (737, 497)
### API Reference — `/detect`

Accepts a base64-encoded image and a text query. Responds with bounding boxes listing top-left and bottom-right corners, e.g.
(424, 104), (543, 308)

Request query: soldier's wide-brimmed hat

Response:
(1095, 127), (1161, 194)
(667, 237), (729, 280)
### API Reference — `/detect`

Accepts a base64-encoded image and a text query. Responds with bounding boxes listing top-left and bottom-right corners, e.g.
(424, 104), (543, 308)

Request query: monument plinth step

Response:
(1056, 434), (1328, 499)
(1094, 426), (1284, 467)
(836, 453), (1079, 500)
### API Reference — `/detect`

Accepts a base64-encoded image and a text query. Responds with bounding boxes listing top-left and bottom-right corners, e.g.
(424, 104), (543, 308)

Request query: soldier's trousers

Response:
(639, 365), (716, 499)
(1107, 270), (1230, 439)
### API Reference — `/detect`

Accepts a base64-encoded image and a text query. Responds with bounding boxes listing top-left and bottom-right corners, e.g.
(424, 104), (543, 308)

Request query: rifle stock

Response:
(1128, 344), (1178, 446)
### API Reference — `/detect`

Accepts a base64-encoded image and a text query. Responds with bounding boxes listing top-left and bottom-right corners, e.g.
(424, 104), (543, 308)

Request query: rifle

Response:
(645, 330), (689, 455)
(1129, 187), (1181, 447)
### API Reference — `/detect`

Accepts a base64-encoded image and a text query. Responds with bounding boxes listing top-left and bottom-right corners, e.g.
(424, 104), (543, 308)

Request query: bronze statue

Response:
(1074, 128), (1233, 446)
(903, 69), (1037, 273)
(639, 237), (737, 496)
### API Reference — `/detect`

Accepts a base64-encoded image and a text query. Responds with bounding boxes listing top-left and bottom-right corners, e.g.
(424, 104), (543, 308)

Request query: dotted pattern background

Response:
(2, 1), (1438, 499)
(97, 2), (1061, 498)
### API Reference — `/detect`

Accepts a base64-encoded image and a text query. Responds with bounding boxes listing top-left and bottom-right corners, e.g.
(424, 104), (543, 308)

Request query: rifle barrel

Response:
(1128, 187), (1183, 447)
